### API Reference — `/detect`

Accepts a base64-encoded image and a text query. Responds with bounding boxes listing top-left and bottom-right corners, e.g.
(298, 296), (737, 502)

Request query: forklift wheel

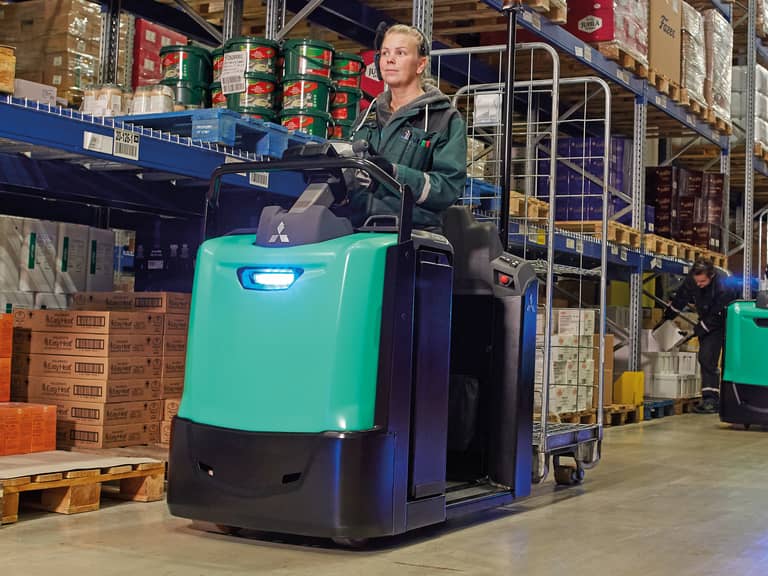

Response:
(554, 464), (584, 486)
(332, 537), (369, 548)
(215, 524), (243, 536)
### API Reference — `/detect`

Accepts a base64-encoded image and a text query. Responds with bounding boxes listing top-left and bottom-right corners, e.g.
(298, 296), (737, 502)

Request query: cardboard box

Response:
(0, 216), (24, 292)
(0, 357), (10, 402)
(163, 398), (180, 421)
(642, 307), (664, 329)
(649, 0), (682, 85)
(56, 421), (154, 448)
(13, 78), (56, 105)
(0, 45), (15, 94)
(34, 293), (70, 309)
(15, 354), (163, 381)
(72, 291), (191, 314)
(13, 331), (163, 357)
(0, 312), (12, 357)
(51, 399), (162, 426)
(163, 313), (190, 334)
(555, 309), (596, 335)
(161, 377), (184, 398)
(85, 227), (115, 292)
(19, 218), (58, 293)
(163, 334), (187, 357)
(20, 374), (162, 403)
(0, 402), (56, 455)
(13, 309), (165, 335)
(55, 222), (89, 294)
(0, 291), (35, 313)
(71, 291), (134, 310)
(162, 356), (186, 380)
(159, 419), (172, 446)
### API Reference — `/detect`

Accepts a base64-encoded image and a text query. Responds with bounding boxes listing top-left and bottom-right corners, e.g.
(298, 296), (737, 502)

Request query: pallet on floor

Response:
(509, 190), (549, 220)
(602, 403), (643, 427)
(1, 451), (165, 525)
(644, 233), (679, 258)
(643, 398), (676, 420)
(555, 220), (641, 249)
(648, 69), (681, 103)
(674, 396), (701, 415)
(521, 0), (567, 23)
(595, 42), (648, 79)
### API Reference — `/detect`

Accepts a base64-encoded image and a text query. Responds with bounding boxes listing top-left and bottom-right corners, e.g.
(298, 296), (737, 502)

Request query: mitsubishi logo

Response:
(269, 221), (290, 243)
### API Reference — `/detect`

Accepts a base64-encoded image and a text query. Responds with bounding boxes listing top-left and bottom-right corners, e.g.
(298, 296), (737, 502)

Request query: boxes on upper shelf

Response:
(55, 222), (89, 294)
(19, 218), (58, 293)
(86, 227), (116, 292)
(0, 216), (24, 292)
(648, 0), (682, 85)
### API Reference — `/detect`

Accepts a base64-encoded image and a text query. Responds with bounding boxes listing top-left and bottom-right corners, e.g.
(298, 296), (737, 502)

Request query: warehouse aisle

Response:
(3, 415), (767, 576)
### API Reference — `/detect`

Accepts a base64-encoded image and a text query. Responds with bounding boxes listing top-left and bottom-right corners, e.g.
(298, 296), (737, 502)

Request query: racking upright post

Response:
(98, 0), (122, 84)
(745, 0), (758, 298)
(628, 92), (648, 372)
(223, 0), (245, 42)
(413, 0), (434, 56)
(265, 0), (286, 40)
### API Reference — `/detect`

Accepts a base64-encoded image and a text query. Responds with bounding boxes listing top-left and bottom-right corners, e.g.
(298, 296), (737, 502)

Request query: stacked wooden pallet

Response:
(555, 221), (642, 249)
(649, 69), (682, 105)
(595, 42), (649, 79)
(602, 403), (643, 427)
(509, 191), (549, 220)
(521, 0), (567, 24)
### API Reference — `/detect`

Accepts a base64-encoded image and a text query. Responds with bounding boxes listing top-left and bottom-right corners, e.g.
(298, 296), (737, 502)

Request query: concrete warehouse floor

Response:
(2, 415), (767, 576)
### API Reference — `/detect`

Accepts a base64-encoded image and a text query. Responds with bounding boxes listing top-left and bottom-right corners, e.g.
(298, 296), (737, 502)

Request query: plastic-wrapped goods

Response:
(130, 84), (175, 115)
(81, 84), (131, 117)
(759, 0), (768, 39)
(681, 3), (706, 108)
(564, 0), (648, 66)
(731, 65), (768, 145)
(704, 9), (733, 122)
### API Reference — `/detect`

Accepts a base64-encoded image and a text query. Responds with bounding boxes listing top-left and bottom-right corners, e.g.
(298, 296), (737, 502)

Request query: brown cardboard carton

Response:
(162, 356), (186, 380)
(70, 292), (135, 310)
(163, 334), (187, 357)
(642, 308), (664, 329)
(147, 421), (161, 444)
(56, 421), (152, 448)
(22, 375), (161, 403)
(161, 378), (184, 398)
(649, 0), (683, 84)
(51, 399), (162, 426)
(13, 331), (163, 357)
(0, 313), (12, 357)
(17, 354), (162, 381)
(163, 398), (181, 422)
(12, 309), (164, 334)
(0, 357), (9, 402)
(163, 313), (190, 334)
(159, 420), (172, 446)
(134, 292), (191, 314)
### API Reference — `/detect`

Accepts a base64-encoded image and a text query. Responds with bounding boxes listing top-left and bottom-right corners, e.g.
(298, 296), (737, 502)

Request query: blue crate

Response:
(464, 178), (501, 212)
(643, 398), (676, 420)
(118, 109), (290, 158)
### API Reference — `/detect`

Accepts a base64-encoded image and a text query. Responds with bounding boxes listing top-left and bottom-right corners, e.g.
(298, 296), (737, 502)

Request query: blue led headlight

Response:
(238, 267), (303, 290)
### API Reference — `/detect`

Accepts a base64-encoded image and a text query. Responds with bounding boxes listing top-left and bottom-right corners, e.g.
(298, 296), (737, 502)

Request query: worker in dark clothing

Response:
(348, 24), (467, 230)
(663, 259), (738, 414)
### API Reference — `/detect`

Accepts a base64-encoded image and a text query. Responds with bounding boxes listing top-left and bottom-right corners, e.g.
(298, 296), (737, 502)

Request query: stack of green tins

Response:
(329, 52), (364, 139)
(218, 37), (279, 122)
(279, 39), (335, 137)
(159, 44), (212, 109)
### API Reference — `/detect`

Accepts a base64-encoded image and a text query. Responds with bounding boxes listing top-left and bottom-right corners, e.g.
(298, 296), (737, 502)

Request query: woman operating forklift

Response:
(349, 24), (467, 230)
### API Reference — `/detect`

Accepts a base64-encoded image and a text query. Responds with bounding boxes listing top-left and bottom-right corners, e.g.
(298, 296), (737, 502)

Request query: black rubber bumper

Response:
(720, 381), (768, 426)
(167, 417), (399, 539)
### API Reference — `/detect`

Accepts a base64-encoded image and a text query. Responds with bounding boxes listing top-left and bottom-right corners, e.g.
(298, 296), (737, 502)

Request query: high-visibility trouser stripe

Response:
(702, 387), (720, 394)
(416, 173), (431, 204)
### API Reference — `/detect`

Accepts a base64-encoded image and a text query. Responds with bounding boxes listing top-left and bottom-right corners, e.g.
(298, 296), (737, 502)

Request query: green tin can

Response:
(224, 36), (279, 75)
(160, 44), (211, 85)
(281, 74), (332, 112)
(160, 78), (208, 108)
(280, 108), (331, 138)
(282, 39), (334, 80)
(329, 119), (355, 139)
(329, 85), (362, 121)
(212, 47), (225, 82)
(331, 52), (364, 89)
(225, 72), (277, 110)
(210, 82), (227, 108)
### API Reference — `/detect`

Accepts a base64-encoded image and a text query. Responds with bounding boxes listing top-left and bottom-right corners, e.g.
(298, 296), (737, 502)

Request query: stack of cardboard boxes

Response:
(1, 312), (57, 456)
(535, 308), (599, 414)
(0, 215), (115, 313)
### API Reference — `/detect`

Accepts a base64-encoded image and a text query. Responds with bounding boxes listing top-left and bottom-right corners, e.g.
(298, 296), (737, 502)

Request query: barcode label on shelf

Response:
(575, 47), (583, 58)
(650, 257), (661, 269)
(225, 155), (246, 177)
(113, 129), (140, 160)
(566, 238), (576, 249)
(683, 265), (690, 274)
(249, 172), (269, 188)
(620, 248), (628, 261)
(576, 239), (584, 253)
(617, 70), (629, 84)
(687, 113), (695, 124)
(611, 245), (618, 255)
(523, 11), (541, 30)
(83, 131), (113, 155)
(583, 47), (592, 63)
(655, 95), (667, 109)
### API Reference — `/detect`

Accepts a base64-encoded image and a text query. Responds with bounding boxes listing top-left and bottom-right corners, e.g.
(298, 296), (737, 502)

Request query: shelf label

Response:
(576, 239), (584, 254)
(523, 11), (542, 30)
(566, 238), (575, 249)
(620, 247), (628, 261)
(610, 245), (618, 255)
(686, 113), (695, 125)
(249, 172), (269, 188)
(221, 51), (247, 94)
(225, 155), (246, 177)
(112, 129), (140, 160)
(650, 257), (661, 269)
(655, 95), (667, 109)
(683, 265), (690, 274)
(583, 46), (592, 63)
(617, 70), (629, 84)
(83, 131), (113, 155)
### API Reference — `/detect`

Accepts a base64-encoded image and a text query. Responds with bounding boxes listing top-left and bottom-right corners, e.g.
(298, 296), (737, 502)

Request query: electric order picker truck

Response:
(166, 148), (540, 545)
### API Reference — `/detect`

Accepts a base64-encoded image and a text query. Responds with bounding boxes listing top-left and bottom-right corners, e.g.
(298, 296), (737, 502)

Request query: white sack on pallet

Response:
(704, 9), (733, 122)
(759, 0), (768, 39)
(681, 2), (706, 108)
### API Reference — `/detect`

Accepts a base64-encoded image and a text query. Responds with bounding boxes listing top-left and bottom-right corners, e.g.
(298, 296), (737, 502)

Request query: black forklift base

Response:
(720, 381), (768, 426)
(167, 417), (447, 539)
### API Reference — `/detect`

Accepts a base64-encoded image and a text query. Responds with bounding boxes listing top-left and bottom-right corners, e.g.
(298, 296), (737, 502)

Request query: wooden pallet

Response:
(595, 42), (649, 79)
(1, 461), (165, 525)
(755, 141), (768, 163)
(674, 396), (701, 415)
(703, 250), (728, 269)
(644, 233), (679, 258)
(643, 398), (676, 420)
(521, 0), (567, 23)
(648, 70), (681, 103)
(556, 409), (597, 425)
(678, 88), (707, 119)
(676, 242), (699, 262)
(705, 108), (733, 135)
(602, 404), (642, 427)
(555, 220), (641, 249)
(509, 191), (549, 220)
